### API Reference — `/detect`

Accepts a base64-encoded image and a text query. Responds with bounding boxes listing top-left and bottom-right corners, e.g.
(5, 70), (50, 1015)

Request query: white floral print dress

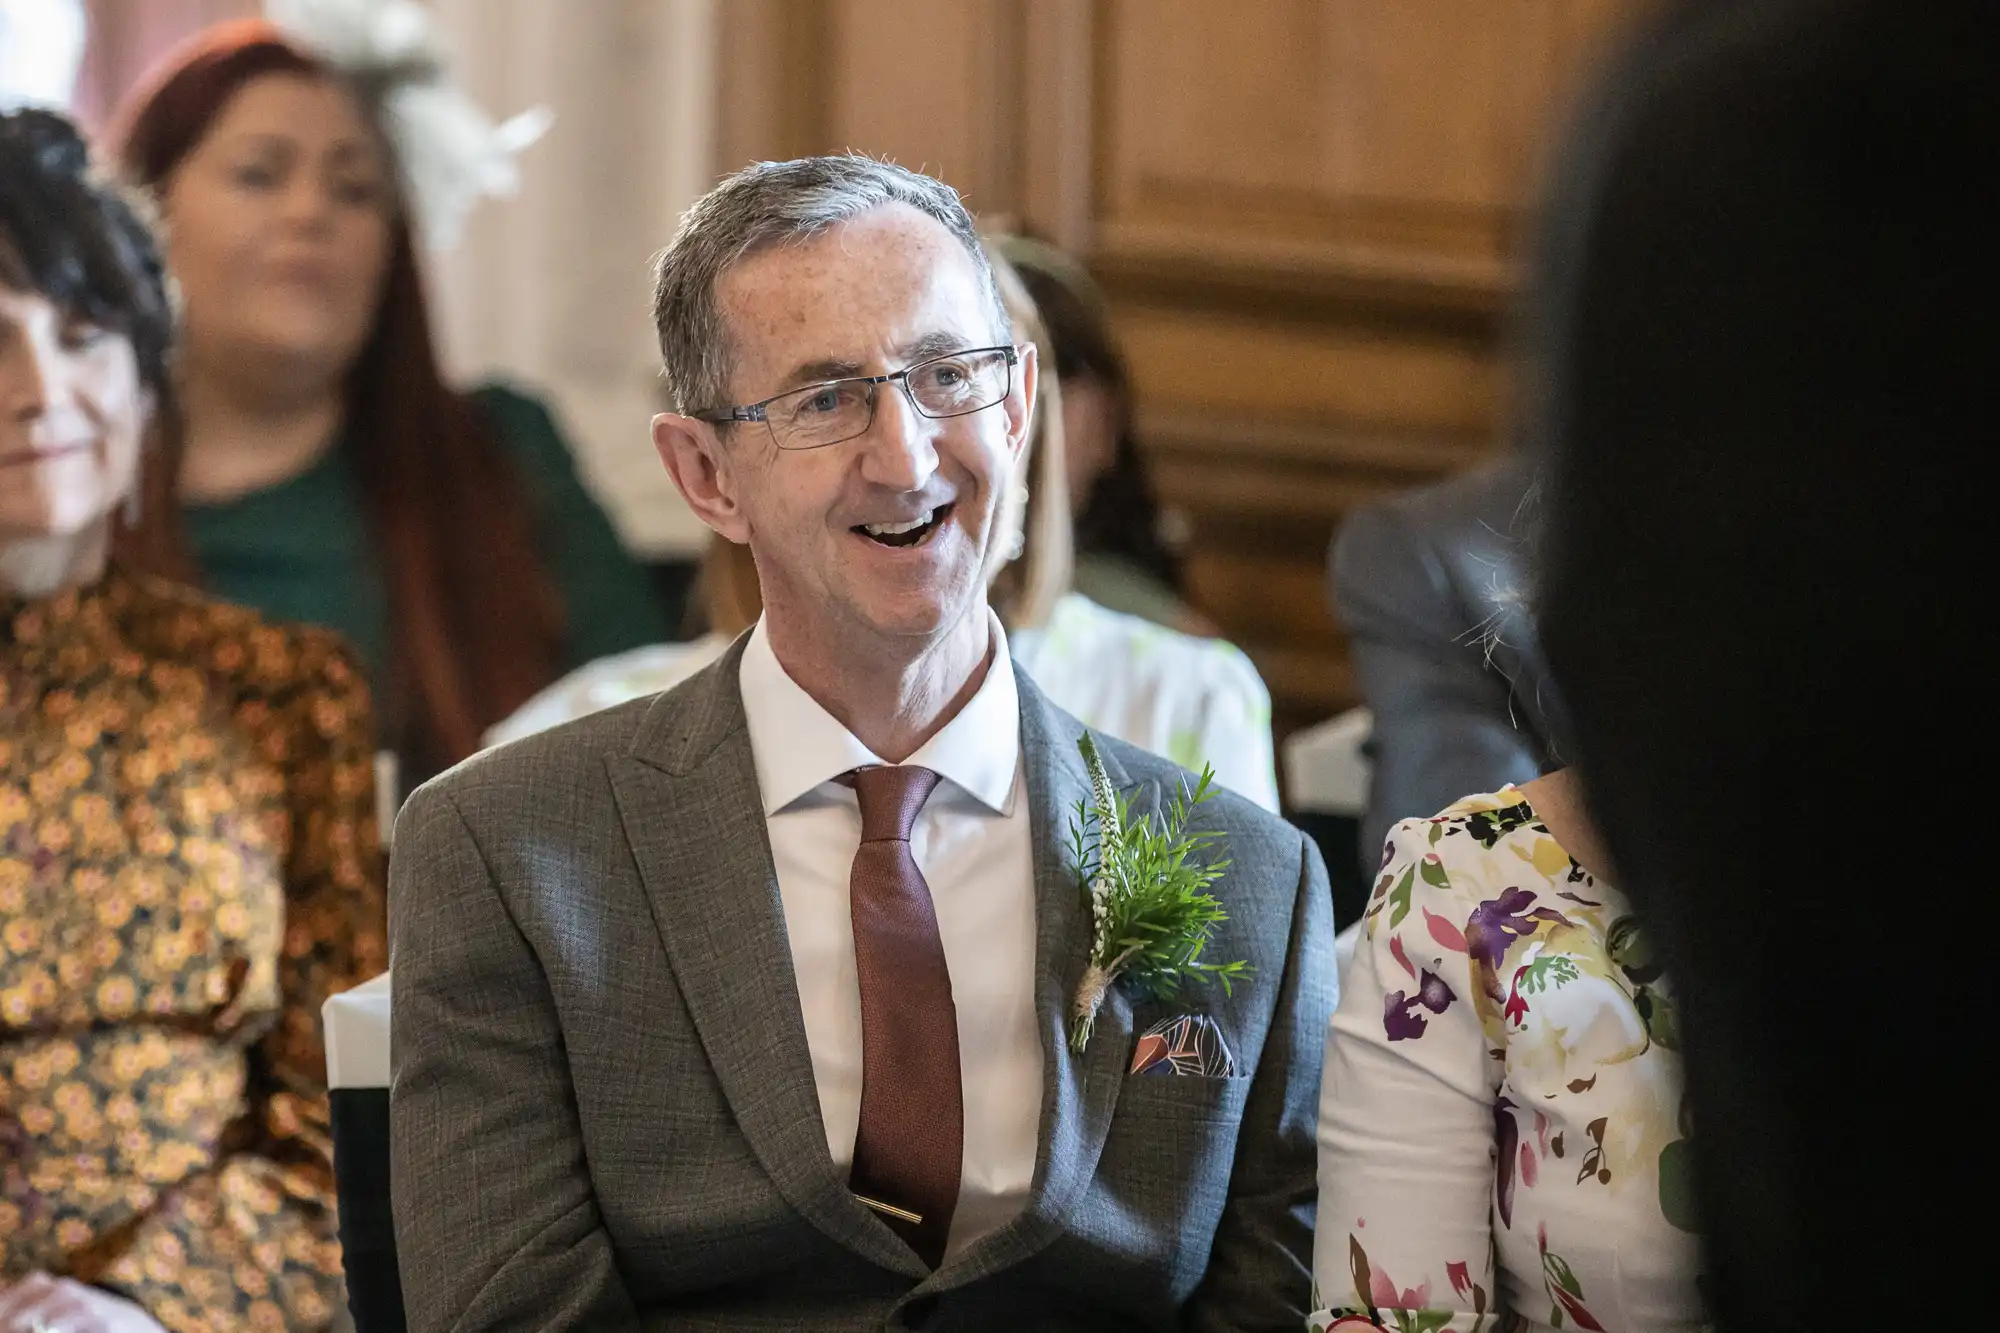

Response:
(1309, 789), (1706, 1333)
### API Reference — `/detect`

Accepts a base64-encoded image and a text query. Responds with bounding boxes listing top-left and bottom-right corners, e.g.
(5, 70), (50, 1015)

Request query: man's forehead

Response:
(735, 201), (967, 280)
(716, 204), (990, 370)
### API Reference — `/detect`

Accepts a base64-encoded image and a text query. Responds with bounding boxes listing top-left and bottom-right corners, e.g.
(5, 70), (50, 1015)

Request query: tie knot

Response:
(848, 764), (941, 842)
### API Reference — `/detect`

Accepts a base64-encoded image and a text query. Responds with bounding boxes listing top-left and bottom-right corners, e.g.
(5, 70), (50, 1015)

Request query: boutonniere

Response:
(1067, 732), (1250, 1054)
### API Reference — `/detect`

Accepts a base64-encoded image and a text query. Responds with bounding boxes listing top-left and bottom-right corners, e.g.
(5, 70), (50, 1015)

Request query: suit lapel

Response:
(929, 675), (1146, 1292)
(608, 638), (924, 1279)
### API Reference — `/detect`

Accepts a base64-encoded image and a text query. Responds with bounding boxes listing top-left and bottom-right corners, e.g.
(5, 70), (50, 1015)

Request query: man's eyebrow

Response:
(895, 331), (978, 363)
(773, 333), (979, 393)
(777, 356), (865, 390)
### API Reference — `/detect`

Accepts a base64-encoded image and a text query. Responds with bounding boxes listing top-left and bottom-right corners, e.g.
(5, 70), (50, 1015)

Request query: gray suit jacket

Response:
(389, 637), (1335, 1332)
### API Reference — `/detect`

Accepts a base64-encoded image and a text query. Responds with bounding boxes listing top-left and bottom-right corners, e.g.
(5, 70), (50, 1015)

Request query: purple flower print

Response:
(1466, 888), (1536, 969)
(1418, 967), (1454, 1012)
(1382, 967), (1457, 1041)
(1466, 888), (1572, 998)
(1495, 1097), (1521, 1227)
(1382, 992), (1426, 1042)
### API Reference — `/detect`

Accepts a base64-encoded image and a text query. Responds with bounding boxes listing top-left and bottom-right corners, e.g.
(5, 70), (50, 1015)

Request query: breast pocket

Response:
(1080, 1073), (1256, 1300)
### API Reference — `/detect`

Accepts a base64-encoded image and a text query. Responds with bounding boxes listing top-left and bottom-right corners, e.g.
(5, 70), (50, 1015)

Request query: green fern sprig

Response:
(1068, 732), (1250, 1053)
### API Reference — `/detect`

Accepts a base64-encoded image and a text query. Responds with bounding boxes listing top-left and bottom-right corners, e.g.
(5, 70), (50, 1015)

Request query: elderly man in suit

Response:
(388, 156), (1335, 1332)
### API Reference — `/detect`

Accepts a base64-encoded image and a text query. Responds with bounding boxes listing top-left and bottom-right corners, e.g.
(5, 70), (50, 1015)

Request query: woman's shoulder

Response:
(1390, 787), (1542, 848)
(468, 379), (566, 460)
(484, 635), (728, 748)
(1374, 786), (1579, 892)
(120, 569), (369, 705)
(1026, 593), (1269, 701)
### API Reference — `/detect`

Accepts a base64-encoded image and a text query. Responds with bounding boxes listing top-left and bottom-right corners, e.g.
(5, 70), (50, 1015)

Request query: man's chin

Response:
(856, 600), (978, 642)
(842, 582), (990, 646)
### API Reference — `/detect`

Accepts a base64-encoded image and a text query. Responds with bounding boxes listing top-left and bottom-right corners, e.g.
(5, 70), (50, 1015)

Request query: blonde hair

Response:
(697, 235), (1074, 636)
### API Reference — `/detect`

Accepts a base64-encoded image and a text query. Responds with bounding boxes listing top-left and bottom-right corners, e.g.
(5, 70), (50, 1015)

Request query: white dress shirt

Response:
(737, 613), (1043, 1258)
(486, 595), (1278, 814)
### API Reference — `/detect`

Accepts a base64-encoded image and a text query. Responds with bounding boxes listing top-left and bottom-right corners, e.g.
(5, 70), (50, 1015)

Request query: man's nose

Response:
(856, 380), (939, 491)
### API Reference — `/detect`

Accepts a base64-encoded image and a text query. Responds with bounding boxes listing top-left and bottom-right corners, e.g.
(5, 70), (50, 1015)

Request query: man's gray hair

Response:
(652, 155), (1011, 415)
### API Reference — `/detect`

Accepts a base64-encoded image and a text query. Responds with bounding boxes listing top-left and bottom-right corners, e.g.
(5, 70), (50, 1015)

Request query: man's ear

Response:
(1005, 342), (1039, 463)
(653, 412), (751, 543)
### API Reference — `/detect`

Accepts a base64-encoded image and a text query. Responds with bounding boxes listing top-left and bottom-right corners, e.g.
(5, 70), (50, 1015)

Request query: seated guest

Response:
(0, 107), (383, 1332)
(1330, 455), (1564, 869)
(490, 245), (1281, 811)
(111, 17), (666, 794)
(391, 155), (1334, 1330)
(1311, 676), (1700, 1320)
(994, 235), (1215, 637)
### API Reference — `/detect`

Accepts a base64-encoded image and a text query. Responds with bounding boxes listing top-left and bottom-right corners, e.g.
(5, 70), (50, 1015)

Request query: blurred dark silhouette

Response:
(1527, 0), (1992, 1327)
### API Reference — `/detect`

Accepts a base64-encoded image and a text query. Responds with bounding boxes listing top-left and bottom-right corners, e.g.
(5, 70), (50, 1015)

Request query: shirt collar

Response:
(738, 610), (1021, 818)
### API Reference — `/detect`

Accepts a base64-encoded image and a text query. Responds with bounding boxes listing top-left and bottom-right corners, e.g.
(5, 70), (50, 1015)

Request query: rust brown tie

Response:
(845, 763), (962, 1267)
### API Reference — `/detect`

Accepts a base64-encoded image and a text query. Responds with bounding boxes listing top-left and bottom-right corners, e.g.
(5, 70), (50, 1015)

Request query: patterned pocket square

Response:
(1129, 1013), (1235, 1077)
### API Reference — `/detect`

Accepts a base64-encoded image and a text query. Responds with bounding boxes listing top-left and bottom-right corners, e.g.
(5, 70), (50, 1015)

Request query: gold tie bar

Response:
(853, 1193), (923, 1225)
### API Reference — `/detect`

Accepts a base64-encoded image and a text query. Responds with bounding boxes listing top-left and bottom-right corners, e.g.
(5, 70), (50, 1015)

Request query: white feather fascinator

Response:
(265, 0), (551, 250)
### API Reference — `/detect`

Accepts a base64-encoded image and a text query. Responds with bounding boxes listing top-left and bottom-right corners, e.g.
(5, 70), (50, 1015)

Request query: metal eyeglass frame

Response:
(691, 344), (1020, 451)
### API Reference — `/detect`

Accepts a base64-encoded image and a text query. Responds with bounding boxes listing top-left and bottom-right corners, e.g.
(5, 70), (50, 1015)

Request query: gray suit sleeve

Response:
(390, 784), (639, 1332)
(1332, 504), (1548, 870)
(1182, 831), (1338, 1333)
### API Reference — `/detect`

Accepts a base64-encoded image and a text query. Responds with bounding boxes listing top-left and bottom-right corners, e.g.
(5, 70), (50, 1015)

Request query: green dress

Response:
(183, 382), (666, 757)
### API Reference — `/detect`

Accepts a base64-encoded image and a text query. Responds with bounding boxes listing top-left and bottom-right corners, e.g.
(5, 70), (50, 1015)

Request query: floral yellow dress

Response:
(1, 569), (385, 1331)
(1310, 790), (1705, 1333)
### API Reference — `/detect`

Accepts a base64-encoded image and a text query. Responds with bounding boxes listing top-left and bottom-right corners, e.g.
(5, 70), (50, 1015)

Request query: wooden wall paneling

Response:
(1088, 0), (1650, 312)
(1091, 0), (1586, 311)
(1318, 0), (1568, 215)
(817, 0), (1023, 218)
(716, 0), (832, 168)
(1019, 0), (1096, 250)
(1111, 302), (1501, 433)
(709, 0), (1649, 762)
(718, 1), (1047, 229)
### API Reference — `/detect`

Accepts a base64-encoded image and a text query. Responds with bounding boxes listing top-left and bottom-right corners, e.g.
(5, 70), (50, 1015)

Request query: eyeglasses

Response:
(693, 345), (1019, 451)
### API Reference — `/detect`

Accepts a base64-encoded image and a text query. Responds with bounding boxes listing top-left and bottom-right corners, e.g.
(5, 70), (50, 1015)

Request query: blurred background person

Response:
(1331, 453), (1565, 869)
(1, 105), (382, 1332)
(111, 15), (666, 796)
(1529, 0), (1991, 1326)
(992, 235), (1214, 638)
(490, 238), (1280, 812)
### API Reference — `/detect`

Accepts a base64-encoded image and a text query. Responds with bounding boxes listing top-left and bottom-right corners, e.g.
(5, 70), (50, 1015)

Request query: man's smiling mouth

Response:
(856, 503), (952, 548)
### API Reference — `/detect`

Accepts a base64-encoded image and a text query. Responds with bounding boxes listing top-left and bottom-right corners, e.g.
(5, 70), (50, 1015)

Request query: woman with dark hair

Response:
(111, 17), (665, 791)
(991, 235), (1215, 637)
(0, 106), (382, 1332)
